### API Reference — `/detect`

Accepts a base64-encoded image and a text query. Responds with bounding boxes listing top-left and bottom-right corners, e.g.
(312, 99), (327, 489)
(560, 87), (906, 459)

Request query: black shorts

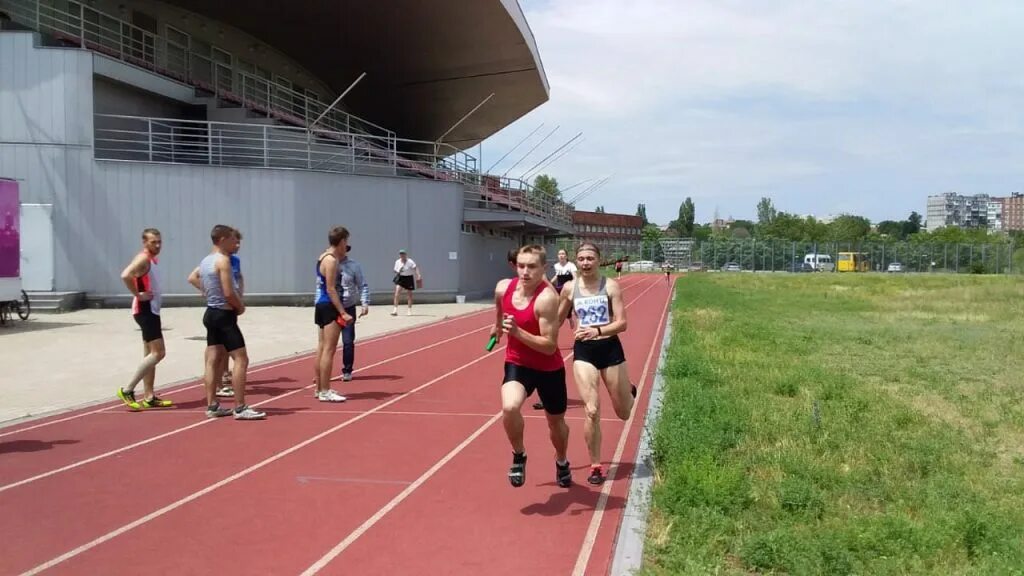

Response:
(203, 307), (245, 352)
(395, 275), (415, 291)
(503, 362), (568, 415)
(573, 335), (627, 371)
(314, 301), (341, 327)
(133, 310), (163, 342)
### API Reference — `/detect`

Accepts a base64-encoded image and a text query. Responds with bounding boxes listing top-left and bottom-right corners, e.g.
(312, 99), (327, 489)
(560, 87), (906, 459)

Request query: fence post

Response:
(147, 118), (153, 161)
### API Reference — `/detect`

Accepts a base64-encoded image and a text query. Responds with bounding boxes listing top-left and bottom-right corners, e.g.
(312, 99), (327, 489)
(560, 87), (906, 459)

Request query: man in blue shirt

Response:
(337, 244), (370, 381)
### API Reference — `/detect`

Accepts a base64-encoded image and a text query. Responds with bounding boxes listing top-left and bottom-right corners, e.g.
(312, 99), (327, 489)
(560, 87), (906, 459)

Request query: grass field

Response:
(643, 272), (1024, 575)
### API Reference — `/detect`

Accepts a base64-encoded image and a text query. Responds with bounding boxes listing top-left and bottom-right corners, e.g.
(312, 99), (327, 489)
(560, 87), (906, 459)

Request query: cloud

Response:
(485, 0), (1024, 224)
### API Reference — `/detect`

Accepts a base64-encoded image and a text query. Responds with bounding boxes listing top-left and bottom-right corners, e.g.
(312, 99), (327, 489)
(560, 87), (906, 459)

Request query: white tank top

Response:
(572, 277), (612, 328)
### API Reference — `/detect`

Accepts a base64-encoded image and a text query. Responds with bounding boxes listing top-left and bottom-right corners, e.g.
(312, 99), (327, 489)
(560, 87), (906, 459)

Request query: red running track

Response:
(0, 274), (673, 576)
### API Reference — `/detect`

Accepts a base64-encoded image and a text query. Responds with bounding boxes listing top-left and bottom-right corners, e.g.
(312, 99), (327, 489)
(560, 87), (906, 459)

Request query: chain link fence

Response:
(596, 238), (1023, 274)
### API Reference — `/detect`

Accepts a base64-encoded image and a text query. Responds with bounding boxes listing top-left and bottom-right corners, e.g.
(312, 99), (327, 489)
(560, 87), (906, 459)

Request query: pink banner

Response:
(0, 179), (19, 279)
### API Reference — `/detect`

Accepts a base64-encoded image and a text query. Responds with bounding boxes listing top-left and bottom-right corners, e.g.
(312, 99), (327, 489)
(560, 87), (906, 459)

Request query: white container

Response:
(455, 295), (466, 304)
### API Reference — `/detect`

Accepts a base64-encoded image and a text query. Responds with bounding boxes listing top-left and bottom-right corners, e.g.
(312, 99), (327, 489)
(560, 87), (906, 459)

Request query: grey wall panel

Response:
(405, 184), (462, 293)
(0, 33), (93, 146)
(71, 162), (465, 298)
(457, 232), (518, 299)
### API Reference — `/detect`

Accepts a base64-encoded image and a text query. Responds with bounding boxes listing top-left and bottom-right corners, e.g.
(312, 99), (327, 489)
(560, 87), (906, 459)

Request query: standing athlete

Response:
(116, 228), (173, 411)
(188, 229), (245, 398)
(312, 226), (352, 402)
(559, 242), (637, 485)
(491, 245), (572, 489)
(391, 249), (422, 316)
(197, 225), (265, 420)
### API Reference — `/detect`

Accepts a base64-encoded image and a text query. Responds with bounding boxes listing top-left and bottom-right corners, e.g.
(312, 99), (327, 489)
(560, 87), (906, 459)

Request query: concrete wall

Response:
(93, 76), (197, 119)
(457, 232), (518, 300)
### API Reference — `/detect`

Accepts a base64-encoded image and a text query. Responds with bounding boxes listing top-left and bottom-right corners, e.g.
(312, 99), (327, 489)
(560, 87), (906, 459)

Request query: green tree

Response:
(693, 223), (713, 241)
(677, 197), (695, 237)
(828, 215), (872, 242)
(641, 224), (665, 261)
(876, 220), (903, 239)
(636, 203), (648, 225)
(757, 197), (777, 226)
(532, 174), (561, 200)
(902, 211), (922, 237)
(761, 212), (804, 240)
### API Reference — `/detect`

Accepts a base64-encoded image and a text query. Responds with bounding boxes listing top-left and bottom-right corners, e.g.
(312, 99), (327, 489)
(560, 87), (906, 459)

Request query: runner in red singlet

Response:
(490, 244), (572, 489)
(116, 228), (172, 411)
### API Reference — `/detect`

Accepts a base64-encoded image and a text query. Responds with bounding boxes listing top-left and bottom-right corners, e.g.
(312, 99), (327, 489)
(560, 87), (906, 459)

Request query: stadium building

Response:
(0, 0), (572, 305)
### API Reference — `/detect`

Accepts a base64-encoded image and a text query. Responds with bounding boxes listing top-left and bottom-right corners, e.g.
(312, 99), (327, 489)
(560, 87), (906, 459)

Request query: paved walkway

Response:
(0, 303), (491, 425)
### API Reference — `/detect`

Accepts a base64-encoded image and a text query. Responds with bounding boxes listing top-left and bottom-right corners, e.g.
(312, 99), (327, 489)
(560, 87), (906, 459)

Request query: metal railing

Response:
(465, 174), (573, 228)
(93, 114), (571, 228)
(0, 0), (393, 140)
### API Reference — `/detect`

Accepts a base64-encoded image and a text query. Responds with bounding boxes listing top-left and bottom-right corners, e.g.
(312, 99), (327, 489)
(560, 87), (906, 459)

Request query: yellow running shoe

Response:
(141, 396), (173, 409)
(116, 388), (142, 411)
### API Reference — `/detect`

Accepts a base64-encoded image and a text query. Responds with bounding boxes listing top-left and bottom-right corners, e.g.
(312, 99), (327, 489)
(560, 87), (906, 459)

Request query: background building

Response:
(569, 210), (644, 262)
(925, 192), (991, 231)
(0, 0), (571, 304)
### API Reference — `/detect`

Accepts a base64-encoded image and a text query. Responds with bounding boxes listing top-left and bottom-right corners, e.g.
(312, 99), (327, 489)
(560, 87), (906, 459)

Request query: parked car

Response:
(688, 262), (706, 272)
(887, 262), (904, 273)
(721, 262), (742, 272)
(791, 262), (815, 273)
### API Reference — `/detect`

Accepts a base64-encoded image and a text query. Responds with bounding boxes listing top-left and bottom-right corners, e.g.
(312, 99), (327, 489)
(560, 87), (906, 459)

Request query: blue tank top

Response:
(314, 254), (343, 305)
(200, 253), (236, 309)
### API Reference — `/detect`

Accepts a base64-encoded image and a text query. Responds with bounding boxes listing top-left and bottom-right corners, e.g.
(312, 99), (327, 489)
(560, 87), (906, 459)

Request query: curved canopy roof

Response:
(162, 0), (549, 149)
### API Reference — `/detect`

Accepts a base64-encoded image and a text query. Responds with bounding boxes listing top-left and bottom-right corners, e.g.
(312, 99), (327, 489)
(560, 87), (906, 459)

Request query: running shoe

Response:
(342, 372), (353, 382)
(318, 389), (347, 403)
(532, 401), (544, 411)
(233, 405), (267, 420)
(206, 403), (232, 418)
(587, 465), (606, 485)
(117, 388), (141, 411)
(556, 460), (572, 488)
(215, 385), (234, 398)
(141, 396), (173, 409)
(509, 452), (527, 488)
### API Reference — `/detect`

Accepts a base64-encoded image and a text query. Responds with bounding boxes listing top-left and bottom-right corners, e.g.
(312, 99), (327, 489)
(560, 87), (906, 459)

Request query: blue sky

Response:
(482, 0), (1024, 225)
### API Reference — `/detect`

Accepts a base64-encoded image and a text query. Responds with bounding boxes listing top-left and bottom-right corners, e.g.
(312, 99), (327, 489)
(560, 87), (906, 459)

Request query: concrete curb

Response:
(610, 285), (675, 575)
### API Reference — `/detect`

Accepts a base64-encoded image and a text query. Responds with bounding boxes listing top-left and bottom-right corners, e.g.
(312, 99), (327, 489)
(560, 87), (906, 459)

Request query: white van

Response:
(803, 253), (834, 272)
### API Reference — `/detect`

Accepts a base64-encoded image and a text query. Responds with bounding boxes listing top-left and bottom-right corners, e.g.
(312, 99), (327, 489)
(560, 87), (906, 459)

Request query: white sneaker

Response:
(318, 389), (347, 403)
(215, 385), (234, 398)
(233, 405), (267, 420)
(407, 309), (413, 316)
(390, 307), (398, 316)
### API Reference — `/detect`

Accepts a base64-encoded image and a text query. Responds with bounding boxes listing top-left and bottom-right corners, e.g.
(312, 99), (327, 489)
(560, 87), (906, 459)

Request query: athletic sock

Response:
(126, 353), (161, 392)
